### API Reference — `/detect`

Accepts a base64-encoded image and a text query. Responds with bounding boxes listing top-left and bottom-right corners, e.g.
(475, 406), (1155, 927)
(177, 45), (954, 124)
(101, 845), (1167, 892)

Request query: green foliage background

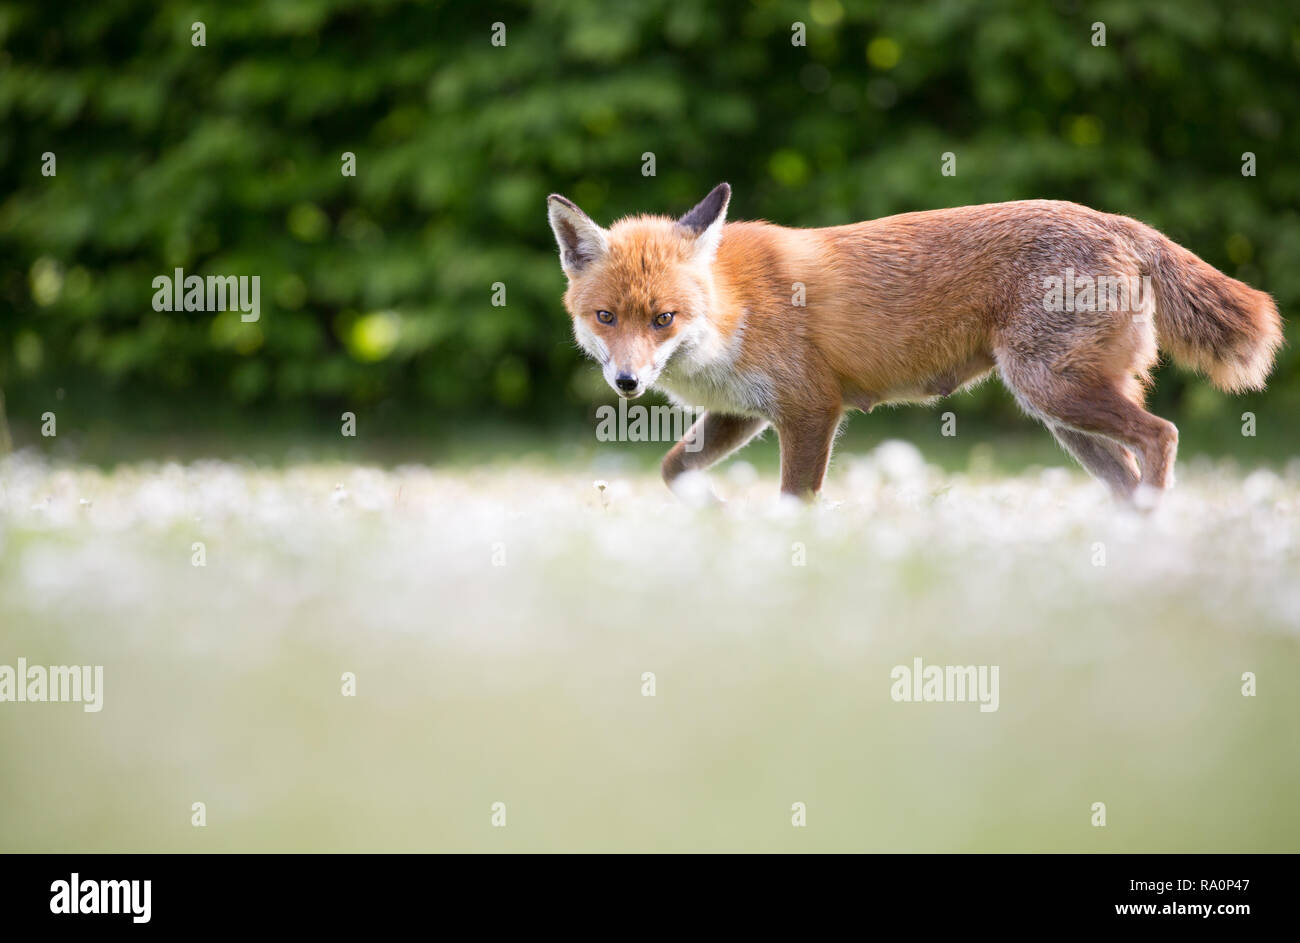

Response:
(1, 0), (1297, 443)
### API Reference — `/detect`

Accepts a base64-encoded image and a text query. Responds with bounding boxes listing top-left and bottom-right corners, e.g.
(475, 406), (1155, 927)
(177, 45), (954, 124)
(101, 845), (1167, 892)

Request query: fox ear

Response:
(547, 194), (609, 277)
(676, 182), (730, 263)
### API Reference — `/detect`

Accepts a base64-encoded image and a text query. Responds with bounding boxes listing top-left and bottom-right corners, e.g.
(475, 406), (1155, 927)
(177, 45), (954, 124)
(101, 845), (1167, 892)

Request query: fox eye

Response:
(653, 312), (675, 328)
(596, 310), (615, 325)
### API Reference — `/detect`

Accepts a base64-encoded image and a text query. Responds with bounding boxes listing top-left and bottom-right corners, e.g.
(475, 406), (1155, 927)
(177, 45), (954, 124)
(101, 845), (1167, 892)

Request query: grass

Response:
(1, 442), (1298, 852)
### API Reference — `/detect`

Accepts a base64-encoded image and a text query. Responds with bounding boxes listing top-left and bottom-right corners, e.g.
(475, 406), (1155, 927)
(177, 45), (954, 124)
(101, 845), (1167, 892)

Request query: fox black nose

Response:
(615, 372), (639, 393)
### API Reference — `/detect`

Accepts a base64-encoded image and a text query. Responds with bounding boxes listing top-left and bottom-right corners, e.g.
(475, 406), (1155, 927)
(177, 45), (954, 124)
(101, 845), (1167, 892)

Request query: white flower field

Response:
(2, 443), (1298, 851)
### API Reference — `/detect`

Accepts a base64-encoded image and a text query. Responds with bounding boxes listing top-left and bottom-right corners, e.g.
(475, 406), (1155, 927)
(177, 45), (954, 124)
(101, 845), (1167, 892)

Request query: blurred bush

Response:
(1, 0), (1297, 428)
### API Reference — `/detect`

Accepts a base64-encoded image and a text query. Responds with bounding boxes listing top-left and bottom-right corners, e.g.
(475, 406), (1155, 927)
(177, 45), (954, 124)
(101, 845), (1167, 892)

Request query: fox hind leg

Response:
(1048, 425), (1141, 501)
(999, 354), (1179, 497)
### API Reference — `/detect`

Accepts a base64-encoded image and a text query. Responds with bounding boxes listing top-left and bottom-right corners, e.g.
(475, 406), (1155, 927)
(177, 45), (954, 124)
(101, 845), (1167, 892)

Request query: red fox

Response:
(547, 184), (1283, 503)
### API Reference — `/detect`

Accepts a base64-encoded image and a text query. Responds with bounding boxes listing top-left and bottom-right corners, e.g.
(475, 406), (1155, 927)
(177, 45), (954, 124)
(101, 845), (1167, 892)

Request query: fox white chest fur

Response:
(655, 348), (773, 418)
(653, 313), (773, 418)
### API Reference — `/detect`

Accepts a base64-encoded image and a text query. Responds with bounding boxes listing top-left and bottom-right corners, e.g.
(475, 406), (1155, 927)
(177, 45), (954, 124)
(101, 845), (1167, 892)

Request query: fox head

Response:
(546, 183), (731, 399)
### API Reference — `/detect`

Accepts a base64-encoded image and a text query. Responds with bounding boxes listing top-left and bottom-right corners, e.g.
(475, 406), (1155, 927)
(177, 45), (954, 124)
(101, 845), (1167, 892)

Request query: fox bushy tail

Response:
(1139, 227), (1283, 392)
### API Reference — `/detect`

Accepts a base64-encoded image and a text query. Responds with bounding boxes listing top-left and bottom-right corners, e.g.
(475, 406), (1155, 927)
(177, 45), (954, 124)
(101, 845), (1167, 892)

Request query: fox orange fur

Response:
(547, 184), (1283, 503)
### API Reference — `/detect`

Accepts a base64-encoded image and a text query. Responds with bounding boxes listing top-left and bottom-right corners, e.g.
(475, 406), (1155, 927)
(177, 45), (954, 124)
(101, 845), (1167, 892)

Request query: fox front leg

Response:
(661, 411), (768, 493)
(776, 407), (842, 500)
